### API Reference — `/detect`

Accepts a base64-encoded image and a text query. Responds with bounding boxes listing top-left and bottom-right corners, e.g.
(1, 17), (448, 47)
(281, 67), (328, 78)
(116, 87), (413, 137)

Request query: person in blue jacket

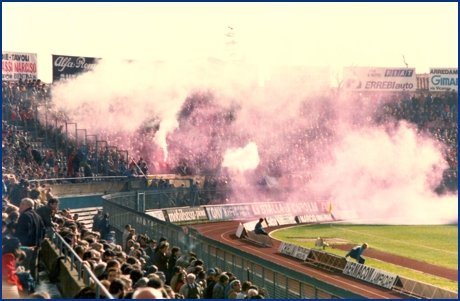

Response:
(254, 218), (268, 235)
(345, 243), (369, 264)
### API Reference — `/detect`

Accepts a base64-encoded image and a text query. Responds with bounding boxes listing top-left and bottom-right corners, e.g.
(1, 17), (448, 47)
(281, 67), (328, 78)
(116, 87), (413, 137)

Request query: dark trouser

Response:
(24, 247), (40, 282)
(16, 271), (35, 293)
(350, 256), (365, 264)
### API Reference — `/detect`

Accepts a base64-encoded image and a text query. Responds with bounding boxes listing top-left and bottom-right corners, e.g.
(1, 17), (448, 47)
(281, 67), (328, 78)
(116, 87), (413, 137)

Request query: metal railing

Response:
(51, 230), (114, 299)
(28, 175), (132, 186)
(102, 193), (361, 299)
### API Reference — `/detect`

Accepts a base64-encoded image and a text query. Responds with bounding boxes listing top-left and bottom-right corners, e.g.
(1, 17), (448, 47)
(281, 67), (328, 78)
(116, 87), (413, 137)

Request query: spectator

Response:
(132, 286), (164, 299)
(169, 266), (183, 293)
(203, 268), (217, 299)
(108, 278), (126, 298)
(212, 273), (229, 299)
(92, 210), (103, 232)
(14, 198), (45, 282)
(174, 271), (187, 293)
(227, 280), (241, 299)
(236, 281), (252, 299)
(35, 198), (59, 237)
(2, 237), (24, 291)
(154, 242), (170, 274)
(98, 212), (110, 240)
(179, 272), (204, 299)
(144, 238), (156, 263)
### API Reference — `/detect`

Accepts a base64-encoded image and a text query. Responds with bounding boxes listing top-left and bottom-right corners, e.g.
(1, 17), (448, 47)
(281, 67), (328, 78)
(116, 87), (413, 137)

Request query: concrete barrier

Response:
(48, 181), (128, 196)
(40, 239), (86, 298)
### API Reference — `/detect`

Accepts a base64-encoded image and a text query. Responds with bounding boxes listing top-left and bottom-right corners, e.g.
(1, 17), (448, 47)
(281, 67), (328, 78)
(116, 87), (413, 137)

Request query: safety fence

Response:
(102, 192), (365, 299)
(103, 190), (458, 299)
(50, 230), (114, 299)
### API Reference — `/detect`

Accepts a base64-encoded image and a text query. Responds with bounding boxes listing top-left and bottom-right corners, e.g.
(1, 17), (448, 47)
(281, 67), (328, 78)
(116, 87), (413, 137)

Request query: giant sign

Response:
(52, 54), (100, 83)
(429, 68), (458, 92)
(2, 51), (38, 81)
(343, 261), (399, 289)
(206, 202), (325, 221)
(343, 67), (417, 91)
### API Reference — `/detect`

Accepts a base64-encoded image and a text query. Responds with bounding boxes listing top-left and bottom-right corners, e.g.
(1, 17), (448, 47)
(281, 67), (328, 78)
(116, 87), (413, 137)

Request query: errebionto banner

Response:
(429, 68), (458, 92)
(343, 67), (417, 91)
(52, 54), (101, 83)
(2, 51), (38, 81)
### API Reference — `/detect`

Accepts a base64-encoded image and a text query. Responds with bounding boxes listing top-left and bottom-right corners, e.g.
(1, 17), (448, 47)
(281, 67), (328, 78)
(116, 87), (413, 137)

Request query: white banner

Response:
(265, 216), (279, 227)
(278, 242), (298, 256)
(343, 261), (398, 289)
(296, 214), (317, 224)
(274, 214), (297, 225)
(145, 210), (166, 222)
(293, 246), (311, 260)
(2, 51), (38, 81)
(343, 67), (417, 91)
(165, 207), (208, 223)
(429, 68), (458, 92)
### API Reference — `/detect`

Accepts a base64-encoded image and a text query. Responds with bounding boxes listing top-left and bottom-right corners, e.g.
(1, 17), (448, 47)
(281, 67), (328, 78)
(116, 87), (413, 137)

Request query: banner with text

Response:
(52, 54), (101, 83)
(165, 207), (208, 223)
(2, 51), (38, 81)
(145, 210), (166, 222)
(343, 67), (417, 92)
(429, 68), (458, 92)
(274, 214), (297, 225)
(343, 261), (399, 289)
(205, 202), (325, 221)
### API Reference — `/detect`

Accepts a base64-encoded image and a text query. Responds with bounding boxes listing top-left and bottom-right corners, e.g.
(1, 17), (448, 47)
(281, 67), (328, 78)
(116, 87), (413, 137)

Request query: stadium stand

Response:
(2, 77), (458, 299)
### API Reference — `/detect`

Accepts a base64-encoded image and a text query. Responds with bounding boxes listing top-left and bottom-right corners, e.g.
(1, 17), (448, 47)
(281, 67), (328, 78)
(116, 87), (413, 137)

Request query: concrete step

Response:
(71, 206), (102, 230)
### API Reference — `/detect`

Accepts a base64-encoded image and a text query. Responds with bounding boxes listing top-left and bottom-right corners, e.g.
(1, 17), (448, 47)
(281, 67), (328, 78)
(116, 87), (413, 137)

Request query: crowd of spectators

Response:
(2, 78), (458, 299)
(2, 79), (458, 198)
(56, 216), (268, 299)
(2, 184), (267, 299)
(152, 89), (458, 194)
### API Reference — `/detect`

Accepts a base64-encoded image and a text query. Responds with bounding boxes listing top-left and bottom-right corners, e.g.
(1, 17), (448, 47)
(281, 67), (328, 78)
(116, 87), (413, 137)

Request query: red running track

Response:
(190, 221), (410, 299)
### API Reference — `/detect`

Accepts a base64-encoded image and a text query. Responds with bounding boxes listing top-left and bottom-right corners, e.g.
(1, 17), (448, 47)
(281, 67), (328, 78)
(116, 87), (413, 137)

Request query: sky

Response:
(2, 2), (458, 83)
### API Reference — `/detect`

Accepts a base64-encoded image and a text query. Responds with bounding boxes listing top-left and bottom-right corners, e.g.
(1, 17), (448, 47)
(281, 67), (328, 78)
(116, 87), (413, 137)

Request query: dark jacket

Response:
(35, 205), (54, 228)
(92, 214), (102, 231)
(98, 217), (110, 239)
(154, 251), (169, 273)
(15, 208), (45, 247)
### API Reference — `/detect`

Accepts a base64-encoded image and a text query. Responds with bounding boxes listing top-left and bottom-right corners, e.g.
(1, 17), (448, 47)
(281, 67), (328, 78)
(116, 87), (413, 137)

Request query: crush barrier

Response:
(305, 249), (348, 272)
(392, 276), (458, 299)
